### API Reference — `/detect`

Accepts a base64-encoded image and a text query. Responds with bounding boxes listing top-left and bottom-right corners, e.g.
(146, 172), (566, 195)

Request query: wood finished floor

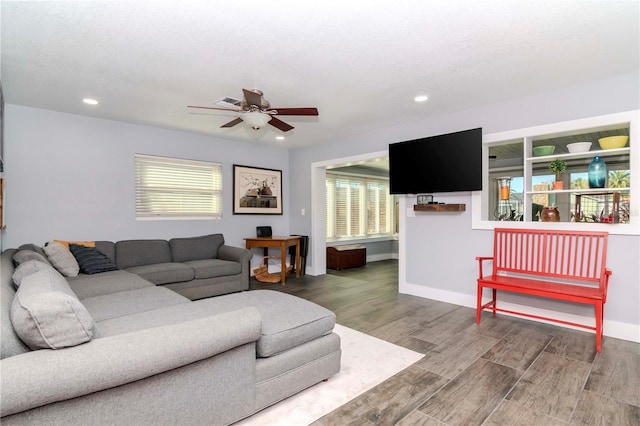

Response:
(249, 260), (640, 426)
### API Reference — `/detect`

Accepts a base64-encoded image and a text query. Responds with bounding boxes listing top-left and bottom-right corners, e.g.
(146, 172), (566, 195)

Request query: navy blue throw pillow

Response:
(69, 244), (118, 275)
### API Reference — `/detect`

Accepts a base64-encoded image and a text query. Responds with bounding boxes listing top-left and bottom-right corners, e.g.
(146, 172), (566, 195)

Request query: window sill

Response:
(326, 235), (397, 246)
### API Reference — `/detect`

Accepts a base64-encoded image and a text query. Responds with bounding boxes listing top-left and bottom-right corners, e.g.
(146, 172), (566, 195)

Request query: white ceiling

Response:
(1, 1), (638, 149)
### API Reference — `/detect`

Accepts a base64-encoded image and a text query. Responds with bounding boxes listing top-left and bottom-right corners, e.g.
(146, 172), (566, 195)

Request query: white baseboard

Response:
(366, 253), (396, 263)
(400, 281), (640, 344)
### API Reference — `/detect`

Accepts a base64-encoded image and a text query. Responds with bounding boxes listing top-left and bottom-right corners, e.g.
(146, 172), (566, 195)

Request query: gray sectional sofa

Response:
(0, 235), (341, 425)
(99, 233), (251, 300)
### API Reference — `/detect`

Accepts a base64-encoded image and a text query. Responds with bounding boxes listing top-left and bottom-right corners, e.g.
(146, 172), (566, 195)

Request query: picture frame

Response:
(233, 165), (283, 215)
(417, 194), (433, 205)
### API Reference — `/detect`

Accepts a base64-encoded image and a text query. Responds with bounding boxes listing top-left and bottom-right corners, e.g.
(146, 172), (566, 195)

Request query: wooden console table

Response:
(244, 236), (301, 284)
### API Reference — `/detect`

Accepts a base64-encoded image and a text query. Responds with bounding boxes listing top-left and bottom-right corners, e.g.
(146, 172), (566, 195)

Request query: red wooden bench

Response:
(476, 228), (612, 352)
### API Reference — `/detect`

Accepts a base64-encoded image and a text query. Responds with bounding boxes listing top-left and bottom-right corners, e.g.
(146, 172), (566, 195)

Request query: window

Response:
(473, 110), (638, 235)
(135, 154), (222, 219)
(326, 173), (391, 239)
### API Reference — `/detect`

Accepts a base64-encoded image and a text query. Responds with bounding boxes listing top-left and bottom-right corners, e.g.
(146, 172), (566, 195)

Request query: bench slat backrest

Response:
(492, 228), (608, 285)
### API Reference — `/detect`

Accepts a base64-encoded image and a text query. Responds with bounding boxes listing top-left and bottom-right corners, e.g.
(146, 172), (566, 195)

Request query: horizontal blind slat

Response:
(135, 154), (222, 218)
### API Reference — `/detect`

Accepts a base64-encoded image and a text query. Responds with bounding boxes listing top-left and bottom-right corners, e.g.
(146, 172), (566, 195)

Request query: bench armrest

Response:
(476, 256), (493, 278)
(1, 307), (261, 417)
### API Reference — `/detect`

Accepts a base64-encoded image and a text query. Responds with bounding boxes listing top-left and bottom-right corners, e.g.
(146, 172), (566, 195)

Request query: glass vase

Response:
(588, 156), (607, 188)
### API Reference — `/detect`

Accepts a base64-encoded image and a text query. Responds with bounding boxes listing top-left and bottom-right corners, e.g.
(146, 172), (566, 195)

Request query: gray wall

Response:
(290, 71), (640, 337)
(1, 106), (291, 258)
(2, 72), (638, 337)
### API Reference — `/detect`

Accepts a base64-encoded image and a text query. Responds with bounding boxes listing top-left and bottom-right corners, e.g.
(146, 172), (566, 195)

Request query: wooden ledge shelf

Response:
(414, 203), (466, 212)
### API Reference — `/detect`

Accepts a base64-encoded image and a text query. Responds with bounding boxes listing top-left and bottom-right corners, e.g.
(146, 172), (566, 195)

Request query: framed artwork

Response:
(233, 165), (283, 215)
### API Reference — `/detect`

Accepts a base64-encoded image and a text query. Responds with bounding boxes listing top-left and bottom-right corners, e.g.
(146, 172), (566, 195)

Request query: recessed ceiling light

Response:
(83, 98), (99, 105)
(414, 95), (429, 103)
(275, 136), (285, 140)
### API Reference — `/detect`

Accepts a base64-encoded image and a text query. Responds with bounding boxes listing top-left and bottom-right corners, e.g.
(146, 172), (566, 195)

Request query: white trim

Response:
(367, 253), (396, 263)
(399, 280), (640, 343)
(326, 235), (396, 246)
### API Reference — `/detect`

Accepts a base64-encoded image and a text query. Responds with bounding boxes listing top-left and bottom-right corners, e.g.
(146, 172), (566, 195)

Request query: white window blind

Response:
(326, 173), (391, 239)
(135, 154), (222, 219)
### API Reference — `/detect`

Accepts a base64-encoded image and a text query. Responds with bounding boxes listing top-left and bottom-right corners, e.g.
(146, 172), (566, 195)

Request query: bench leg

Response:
(595, 302), (603, 353)
(492, 289), (497, 315)
(476, 285), (483, 324)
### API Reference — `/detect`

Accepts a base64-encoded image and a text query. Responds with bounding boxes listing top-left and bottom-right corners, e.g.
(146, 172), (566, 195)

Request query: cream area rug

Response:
(236, 324), (424, 425)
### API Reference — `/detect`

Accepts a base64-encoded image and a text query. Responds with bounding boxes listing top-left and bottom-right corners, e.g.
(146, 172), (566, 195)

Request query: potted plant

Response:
(549, 159), (566, 190)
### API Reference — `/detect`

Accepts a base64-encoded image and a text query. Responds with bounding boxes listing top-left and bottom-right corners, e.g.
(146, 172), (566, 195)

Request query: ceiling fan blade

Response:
(242, 88), (263, 108)
(221, 117), (243, 128)
(267, 107), (319, 116)
(268, 116), (294, 132)
(187, 105), (243, 112)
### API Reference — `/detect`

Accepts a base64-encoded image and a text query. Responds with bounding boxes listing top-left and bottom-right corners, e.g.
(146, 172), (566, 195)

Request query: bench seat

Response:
(479, 275), (603, 301)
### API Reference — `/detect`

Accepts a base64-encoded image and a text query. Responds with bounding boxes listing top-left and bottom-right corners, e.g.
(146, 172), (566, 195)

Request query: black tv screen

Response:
(389, 128), (482, 194)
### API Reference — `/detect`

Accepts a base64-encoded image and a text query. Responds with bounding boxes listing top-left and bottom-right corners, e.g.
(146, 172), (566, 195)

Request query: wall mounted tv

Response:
(389, 127), (482, 194)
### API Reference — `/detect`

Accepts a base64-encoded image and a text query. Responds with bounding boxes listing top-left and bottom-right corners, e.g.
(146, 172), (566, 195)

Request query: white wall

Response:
(290, 72), (640, 341)
(1, 106), (291, 266)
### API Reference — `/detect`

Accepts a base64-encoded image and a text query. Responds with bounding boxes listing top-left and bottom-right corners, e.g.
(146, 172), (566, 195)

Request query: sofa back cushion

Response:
(17, 243), (48, 261)
(169, 234), (224, 262)
(12, 249), (51, 266)
(94, 241), (116, 263)
(1, 250), (30, 359)
(115, 239), (172, 269)
(10, 268), (96, 350)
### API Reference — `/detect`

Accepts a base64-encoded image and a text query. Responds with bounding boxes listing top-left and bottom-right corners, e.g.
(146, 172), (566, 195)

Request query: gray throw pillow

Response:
(13, 250), (51, 266)
(43, 241), (80, 277)
(12, 260), (56, 287)
(10, 269), (95, 350)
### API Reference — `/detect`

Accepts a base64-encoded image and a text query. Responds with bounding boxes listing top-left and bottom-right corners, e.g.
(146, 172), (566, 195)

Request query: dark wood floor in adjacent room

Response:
(250, 259), (640, 426)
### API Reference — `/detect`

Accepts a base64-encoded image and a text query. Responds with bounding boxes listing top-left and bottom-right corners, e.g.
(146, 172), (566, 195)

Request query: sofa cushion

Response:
(81, 286), (190, 322)
(13, 249), (51, 266)
(125, 262), (195, 285)
(95, 290), (335, 357)
(43, 241), (80, 277)
(246, 291), (336, 357)
(1, 250), (30, 358)
(169, 234), (224, 262)
(10, 269), (96, 350)
(184, 259), (241, 279)
(67, 270), (154, 300)
(69, 243), (118, 275)
(115, 239), (172, 269)
(94, 241), (116, 262)
(12, 260), (56, 287)
(17, 244), (49, 261)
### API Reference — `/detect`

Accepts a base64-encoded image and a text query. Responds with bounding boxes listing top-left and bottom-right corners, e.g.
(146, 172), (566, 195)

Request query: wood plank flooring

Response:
(249, 260), (640, 425)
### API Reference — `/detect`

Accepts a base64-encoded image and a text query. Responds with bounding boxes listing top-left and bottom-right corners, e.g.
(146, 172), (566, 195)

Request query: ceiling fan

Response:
(188, 88), (318, 132)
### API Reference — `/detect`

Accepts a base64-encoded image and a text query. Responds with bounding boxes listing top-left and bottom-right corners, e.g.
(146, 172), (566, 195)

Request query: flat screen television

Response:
(389, 127), (482, 194)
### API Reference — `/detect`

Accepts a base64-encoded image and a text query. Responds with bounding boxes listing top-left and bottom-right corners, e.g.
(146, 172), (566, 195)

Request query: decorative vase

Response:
(588, 156), (607, 188)
(541, 206), (560, 222)
(260, 181), (272, 196)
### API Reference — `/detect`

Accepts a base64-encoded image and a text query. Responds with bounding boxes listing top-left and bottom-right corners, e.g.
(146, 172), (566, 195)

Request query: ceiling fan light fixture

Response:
(242, 111), (270, 130)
